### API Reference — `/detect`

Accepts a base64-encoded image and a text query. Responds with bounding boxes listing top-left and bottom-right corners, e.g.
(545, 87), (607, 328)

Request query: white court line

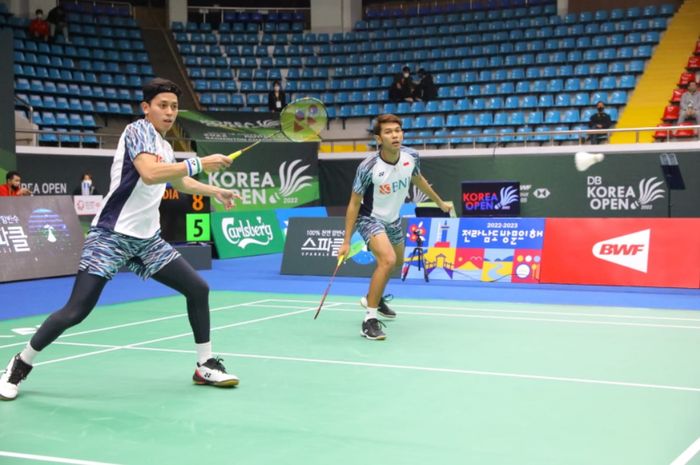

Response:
(36, 304), (330, 367)
(243, 303), (700, 331)
(51, 341), (700, 394)
(0, 450), (122, 465)
(0, 299), (272, 350)
(670, 437), (700, 465)
(264, 299), (700, 323)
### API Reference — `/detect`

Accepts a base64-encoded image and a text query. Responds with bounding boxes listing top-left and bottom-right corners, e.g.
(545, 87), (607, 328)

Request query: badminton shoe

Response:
(193, 357), (239, 387)
(361, 295), (396, 319)
(0, 354), (33, 401)
(361, 318), (387, 340)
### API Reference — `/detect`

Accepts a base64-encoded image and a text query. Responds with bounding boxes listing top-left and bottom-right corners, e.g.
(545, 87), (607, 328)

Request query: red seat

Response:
(670, 88), (686, 103)
(688, 56), (700, 71)
(662, 104), (680, 121)
(673, 122), (698, 138)
(653, 123), (672, 140)
(678, 71), (696, 86)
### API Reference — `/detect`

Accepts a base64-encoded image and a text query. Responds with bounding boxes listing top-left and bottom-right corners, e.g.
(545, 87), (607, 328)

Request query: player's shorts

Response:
(355, 215), (404, 246)
(79, 227), (181, 280)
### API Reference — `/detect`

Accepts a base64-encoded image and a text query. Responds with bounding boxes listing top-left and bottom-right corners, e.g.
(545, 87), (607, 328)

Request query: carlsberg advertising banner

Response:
(211, 210), (285, 259)
(177, 110), (321, 212)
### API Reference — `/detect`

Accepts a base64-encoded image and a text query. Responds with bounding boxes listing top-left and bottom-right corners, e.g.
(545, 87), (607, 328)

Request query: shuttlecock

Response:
(574, 151), (605, 172)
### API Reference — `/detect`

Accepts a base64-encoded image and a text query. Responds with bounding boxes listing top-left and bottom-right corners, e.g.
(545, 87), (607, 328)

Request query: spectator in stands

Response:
(678, 80), (700, 124)
(0, 171), (31, 196)
(415, 69), (438, 102)
(588, 101), (612, 144)
(27, 9), (50, 42)
(267, 80), (286, 112)
(387, 66), (415, 103)
(47, 5), (69, 43)
(72, 172), (100, 196)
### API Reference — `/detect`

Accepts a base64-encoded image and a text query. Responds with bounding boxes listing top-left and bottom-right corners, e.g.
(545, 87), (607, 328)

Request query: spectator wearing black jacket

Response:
(589, 101), (612, 144)
(267, 80), (286, 112)
(415, 69), (438, 102)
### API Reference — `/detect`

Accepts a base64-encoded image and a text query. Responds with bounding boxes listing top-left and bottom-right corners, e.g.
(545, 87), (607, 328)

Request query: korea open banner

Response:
(177, 110), (321, 212)
(0, 196), (84, 282)
(403, 217), (545, 283)
(540, 218), (700, 288)
(211, 210), (285, 259)
(281, 217), (402, 278)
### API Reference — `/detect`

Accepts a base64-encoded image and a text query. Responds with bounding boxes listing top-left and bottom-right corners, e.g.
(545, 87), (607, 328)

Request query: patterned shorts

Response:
(79, 227), (181, 280)
(355, 215), (404, 246)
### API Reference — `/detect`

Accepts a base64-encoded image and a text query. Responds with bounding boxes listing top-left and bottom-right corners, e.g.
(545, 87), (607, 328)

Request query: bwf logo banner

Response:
(540, 218), (700, 288)
(592, 229), (650, 273)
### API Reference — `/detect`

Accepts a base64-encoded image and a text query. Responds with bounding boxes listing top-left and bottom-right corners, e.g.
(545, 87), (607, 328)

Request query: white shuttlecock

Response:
(574, 151), (605, 172)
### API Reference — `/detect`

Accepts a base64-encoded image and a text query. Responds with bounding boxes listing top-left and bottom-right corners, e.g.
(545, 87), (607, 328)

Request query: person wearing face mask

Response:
(678, 80), (700, 125)
(267, 80), (286, 112)
(27, 9), (50, 42)
(0, 78), (243, 401)
(72, 172), (100, 196)
(388, 66), (415, 103)
(588, 101), (612, 144)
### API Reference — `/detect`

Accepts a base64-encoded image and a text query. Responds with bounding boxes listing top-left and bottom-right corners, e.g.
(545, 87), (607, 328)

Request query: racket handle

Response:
(228, 140), (262, 160)
(336, 254), (345, 266)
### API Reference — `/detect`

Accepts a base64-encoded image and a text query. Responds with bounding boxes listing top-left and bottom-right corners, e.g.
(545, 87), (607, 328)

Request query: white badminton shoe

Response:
(0, 354), (33, 401)
(193, 357), (239, 387)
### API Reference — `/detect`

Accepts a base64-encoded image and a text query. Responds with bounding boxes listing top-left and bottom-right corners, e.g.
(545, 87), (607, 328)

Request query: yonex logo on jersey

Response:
(378, 178), (409, 195)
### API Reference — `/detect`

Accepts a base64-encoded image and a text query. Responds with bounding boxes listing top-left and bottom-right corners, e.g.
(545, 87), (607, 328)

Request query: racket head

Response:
(280, 97), (328, 143)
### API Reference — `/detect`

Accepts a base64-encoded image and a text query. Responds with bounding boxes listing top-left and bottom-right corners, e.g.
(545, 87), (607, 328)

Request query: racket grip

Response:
(336, 254), (345, 266)
(228, 150), (243, 160)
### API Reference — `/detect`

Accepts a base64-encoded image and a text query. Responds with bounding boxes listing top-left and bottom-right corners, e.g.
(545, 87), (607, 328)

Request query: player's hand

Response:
(438, 201), (452, 213)
(338, 242), (350, 259)
(215, 189), (241, 210)
(200, 154), (232, 173)
(18, 187), (31, 196)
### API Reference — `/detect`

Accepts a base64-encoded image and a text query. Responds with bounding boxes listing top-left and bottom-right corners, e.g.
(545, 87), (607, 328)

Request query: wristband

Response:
(185, 157), (202, 176)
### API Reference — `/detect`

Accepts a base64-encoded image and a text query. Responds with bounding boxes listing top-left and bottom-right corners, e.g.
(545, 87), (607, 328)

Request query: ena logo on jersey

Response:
(378, 177), (409, 195)
(591, 229), (650, 273)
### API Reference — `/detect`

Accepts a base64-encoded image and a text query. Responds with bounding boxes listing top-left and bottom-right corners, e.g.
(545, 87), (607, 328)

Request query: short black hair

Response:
(142, 78), (182, 103)
(6, 171), (20, 181)
(35, 9), (43, 15)
(402, 66), (410, 73)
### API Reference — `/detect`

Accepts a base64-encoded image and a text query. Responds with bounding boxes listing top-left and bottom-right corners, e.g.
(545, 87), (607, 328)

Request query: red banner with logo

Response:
(541, 218), (700, 288)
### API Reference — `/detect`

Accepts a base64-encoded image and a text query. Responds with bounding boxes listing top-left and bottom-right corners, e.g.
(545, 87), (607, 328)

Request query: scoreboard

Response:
(159, 187), (211, 243)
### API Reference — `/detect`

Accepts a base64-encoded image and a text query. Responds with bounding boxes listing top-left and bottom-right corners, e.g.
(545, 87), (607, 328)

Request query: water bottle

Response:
(81, 180), (91, 196)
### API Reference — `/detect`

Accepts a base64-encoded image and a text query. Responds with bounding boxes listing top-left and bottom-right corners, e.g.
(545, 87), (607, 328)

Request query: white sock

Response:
(364, 307), (378, 321)
(19, 344), (39, 365)
(195, 342), (212, 366)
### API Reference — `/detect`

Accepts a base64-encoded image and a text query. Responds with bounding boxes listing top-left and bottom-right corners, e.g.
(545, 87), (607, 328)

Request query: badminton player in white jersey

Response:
(338, 114), (451, 340)
(0, 78), (241, 400)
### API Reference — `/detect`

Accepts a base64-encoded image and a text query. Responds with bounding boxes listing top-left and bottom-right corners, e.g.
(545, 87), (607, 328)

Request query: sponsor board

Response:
(541, 218), (700, 288)
(281, 217), (402, 277)
(211, 210), (284, 259)
(404, 217), (545, 283)
(0, 196), (84, 282)
(461, 181), (521, 216)
(73, 195), (103, 216)
(274, 206), (328, 238)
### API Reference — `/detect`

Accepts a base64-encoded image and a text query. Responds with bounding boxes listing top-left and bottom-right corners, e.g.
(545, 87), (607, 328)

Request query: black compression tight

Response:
(30, 257), (211, 351)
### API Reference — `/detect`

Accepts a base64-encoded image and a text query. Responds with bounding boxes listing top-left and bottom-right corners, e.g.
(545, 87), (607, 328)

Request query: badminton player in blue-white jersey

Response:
(338, 114), (451, 340)
(0, 78), (241, 400)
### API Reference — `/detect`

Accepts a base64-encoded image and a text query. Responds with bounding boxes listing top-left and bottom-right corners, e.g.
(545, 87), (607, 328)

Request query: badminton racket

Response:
(228, 97), (328, 161)
(313, 254), (345, 320)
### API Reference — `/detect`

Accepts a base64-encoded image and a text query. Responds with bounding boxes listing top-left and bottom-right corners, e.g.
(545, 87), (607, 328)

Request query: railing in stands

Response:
(185, 6), (311, 28)
(14, 125), (700, 151)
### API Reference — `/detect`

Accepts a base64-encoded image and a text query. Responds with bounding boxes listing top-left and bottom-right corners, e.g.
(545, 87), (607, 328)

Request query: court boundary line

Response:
(0, 450), (122, 465)
(50, 341), (700, 394)
(242, 302), (700, 330)
(670, 437), (700, 465)
(0, 298), (273, 350)
(33, 303), (334, 368)
(264, 299), (700, 323)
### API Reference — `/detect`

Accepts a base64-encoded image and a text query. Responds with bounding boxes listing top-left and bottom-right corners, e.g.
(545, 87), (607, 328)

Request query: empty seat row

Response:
(16, 79), (144, 101)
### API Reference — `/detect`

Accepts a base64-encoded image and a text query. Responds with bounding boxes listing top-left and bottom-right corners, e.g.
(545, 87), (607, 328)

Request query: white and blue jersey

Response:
(92, 119), (176, 239)
(352, 147), (420, 223)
